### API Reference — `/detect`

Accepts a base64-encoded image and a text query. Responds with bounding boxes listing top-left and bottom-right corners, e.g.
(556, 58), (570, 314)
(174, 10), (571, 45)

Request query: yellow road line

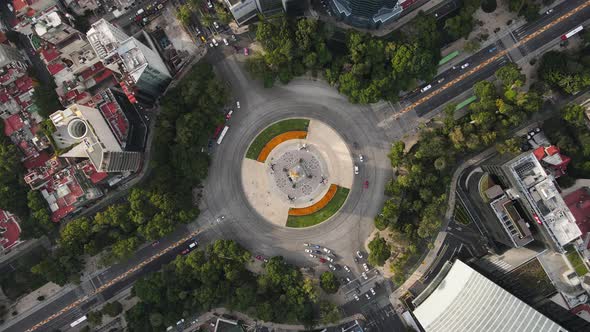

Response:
(396, 0), (590, 118)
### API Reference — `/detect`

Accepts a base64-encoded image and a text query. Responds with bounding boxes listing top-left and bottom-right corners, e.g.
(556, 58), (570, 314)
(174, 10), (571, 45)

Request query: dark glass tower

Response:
(330, 0), (402, 29)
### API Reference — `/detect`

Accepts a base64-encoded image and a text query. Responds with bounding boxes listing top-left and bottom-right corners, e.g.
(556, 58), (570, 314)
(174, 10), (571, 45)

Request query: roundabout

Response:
(205, 58), (391, 269)
(242, 119), (353, 227)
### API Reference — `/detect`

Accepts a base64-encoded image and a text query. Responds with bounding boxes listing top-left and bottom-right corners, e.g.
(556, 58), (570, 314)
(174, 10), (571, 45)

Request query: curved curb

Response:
(288, 184), (338, 216)
(257, 130), (307, 162)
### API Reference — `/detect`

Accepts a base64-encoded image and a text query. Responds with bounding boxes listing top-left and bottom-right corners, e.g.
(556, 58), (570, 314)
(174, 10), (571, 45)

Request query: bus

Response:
(216, 126), (229, 144)
(70, 315), (87, 327)
(562, 26), (583, 40)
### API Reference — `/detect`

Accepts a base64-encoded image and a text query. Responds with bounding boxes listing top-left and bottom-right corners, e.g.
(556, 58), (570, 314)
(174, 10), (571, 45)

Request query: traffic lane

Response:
(512, 0), (586, 39)
(414, 55), (509, 117)
(403, 42), (501, 103)
(3, 289), (80, 332)
(519, 5), (590, 53)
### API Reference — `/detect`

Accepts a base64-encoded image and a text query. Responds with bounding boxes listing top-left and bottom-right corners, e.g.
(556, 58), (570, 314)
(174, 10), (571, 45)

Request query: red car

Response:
(364, 180), (369, 189)
(244, 48), (249, 56)
(319, 258), (326, 263)
(225, 110), (233, 120)
(212, 125), (223, 138)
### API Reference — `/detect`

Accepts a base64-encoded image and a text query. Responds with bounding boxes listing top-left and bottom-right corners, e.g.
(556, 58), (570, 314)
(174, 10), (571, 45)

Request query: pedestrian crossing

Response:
(476, 256), (514, 274)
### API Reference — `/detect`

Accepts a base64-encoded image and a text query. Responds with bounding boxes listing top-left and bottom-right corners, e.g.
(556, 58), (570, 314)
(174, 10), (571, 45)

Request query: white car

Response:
(365, 293), (371, 300)
(546, 8), (553, 14)
(359, 155), (364, 162)
(326, 256), (334, 263)
(209, 43), (214, 48)
(329, 264), (336, 271)
(223, 38), (229, 46)
(361, 272), (368, 280)
(304, 243), (310, 247)
(363, 263), (369, 272)
(305, 249), (312, 253)
(213, 21), (219, 29)
(420, 84), (432, 93)
(323, 247), (331, 254)
(346, 277), (352, 283)
(212, 39), (219, 47)
(236, 101), (240, 109)
(460, 63), (469, 69)
(370, 288), (376, 295)
(309, 254), (317, 258)
(231, 34), (237, 41)
(354, 294), (360, 301)
(354, 165), (359, 175)
(207, 1), (213, 8)
(216, 215), (225, 222)
(356, 251), (363, 259)
(343, 265), (351, 273)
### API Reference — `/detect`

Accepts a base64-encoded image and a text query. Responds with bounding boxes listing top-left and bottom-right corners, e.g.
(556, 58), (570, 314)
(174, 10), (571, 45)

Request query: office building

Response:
(412, 259), (566, 332)
(486, 185), (535, 248)
(49, 104), (142, 172)
(223, 0), (289, 25)
(87, 19), (171, 98)
(329, 0), (403, 29)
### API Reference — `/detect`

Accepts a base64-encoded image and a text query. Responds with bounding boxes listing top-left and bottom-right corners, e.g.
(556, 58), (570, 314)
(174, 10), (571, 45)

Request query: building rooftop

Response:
(564, 188), (590, 238)
(490, 194), (534, 248)
(507, 153), (581, 247)
(412, 260), (565, 332)
(0, 209), (21, 251)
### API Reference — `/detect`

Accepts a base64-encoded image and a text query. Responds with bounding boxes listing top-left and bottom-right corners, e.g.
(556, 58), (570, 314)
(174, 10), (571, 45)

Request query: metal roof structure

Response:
(413, 260), (567, 332)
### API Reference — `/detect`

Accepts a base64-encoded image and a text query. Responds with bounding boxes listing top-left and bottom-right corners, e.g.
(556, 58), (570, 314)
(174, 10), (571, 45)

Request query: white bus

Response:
(562, 26), (583, 40)
(70, 315), (87, 327)
(217, 126), (229, 145)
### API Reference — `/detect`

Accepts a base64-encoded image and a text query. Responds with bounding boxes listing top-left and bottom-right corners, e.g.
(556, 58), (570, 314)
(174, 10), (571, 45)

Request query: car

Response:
(225, 110), (233, 120)
(304, 243), (311, 247)
(157, 3), (163, 10)
(356, 251), (363, 258)
(244, 48), (249, 56)
(346, 277), (352, 283)
(319, 257), (327, 263)
(312, 244), (320, 249)
(195, 27), (202, 35)
(437, 78), (445, 84)
(488, 46), (497, 53)
(343, 265), (351, 273)
(363, 263), (369, 272)
(216, 215), (225, 222)
(354, 165), (359, 175)
(212, 39), (219, 47)
(546, 8), (554, 14)
(7, 3), (14, 11)
(200, 36), (207, 43)
(354, 294), (360, 301)
(305, 249), (312, 253)
(313, 250), (322, 255)
(181, 241), (198, 255)
(231, 34), (237, 41)
(370, 288), (376, 295)
(359, 154), (364, 162)
(323, 247), (331, 254)
(255, 255), (268, 262)
(460, 63), (469, 69)
(365, 293), (371, 300)
(363, 180), (369, 189)
(309, 254), (317, 258)
(236, 101), (240, 109)
(329, 264), (336, 271)
(361, 272), (368, 280)
(151, 240), (160, 247)
(223, 38), (229, 46)
(420, 84), (432, 93)
(326, 256), (334, 263)
(207, 1), (213, 8)
(213, 21), (219, 29)
(176, 318), (185, 325)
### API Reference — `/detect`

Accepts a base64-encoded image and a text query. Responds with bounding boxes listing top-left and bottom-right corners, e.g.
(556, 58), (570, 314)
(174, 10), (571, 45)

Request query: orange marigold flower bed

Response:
(256, 131), (307, 162)
(288, 184), (338, 216)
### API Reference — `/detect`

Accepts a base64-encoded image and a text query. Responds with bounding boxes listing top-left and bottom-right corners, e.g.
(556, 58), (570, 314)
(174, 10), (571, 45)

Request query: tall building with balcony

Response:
(329, 0), (403, 29)
(49, 104), (142, 172)
(87, 19), (171, 98)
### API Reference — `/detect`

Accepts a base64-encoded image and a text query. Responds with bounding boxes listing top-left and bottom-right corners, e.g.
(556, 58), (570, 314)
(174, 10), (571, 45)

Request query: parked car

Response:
(546, 8), (554, 14)
(213, 21), (219, 29)
(181, 241), (198, 255)
(313, 250), (322, 255)
(359, 154), (364, 162)
(356, 251), (363, 258)
(323, 247), (331, 254)
(363, 263), (369, 272)
(354, 294), (360, 301)
(207, 1), (213, 8)
(236, 101), (240, 109)
(325, 256), (334, 263)
(212, 38), (219, 47)
(329, 264), (336, 271)
(364, 180), (369, 189)
(309, 254), (317, 258)
(365, 293), (371, 300)
(319, 257), (327, 263)
(370, 288), (376, 295)
(231, 34), (237, 41)
(244, 48), (249, 56)
(420, 84), (432, 93)
(305, 249), (312, 253)
(361, 272), (368, 280)
(354, 165), (359, 175)
(223, 38), (229, 46)
(460, 62), (469, 69)
(343, 265), (351, 273)
(225, 110), (233, 120)
(346, 277), (352, 283)
(304, 243), (310, 247)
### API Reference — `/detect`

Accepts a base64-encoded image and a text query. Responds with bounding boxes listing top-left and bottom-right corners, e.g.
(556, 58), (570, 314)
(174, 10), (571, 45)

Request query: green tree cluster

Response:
(444, 0), (481, 40)
(319, 271), (340, 294)
(538, 50), (590, 95)
(0, 121), (29, 218)
(126, 240), (321, 331)
(368, 234), (391, 266)
(505, 0), (541, 22)
(32, 84), (62, 119)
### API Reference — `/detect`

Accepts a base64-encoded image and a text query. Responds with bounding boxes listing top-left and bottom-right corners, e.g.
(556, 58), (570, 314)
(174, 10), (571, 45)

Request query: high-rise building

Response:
(412, 259), (566, 332)
(87, 19), (171, 98)
(224, 0), (289, 26)
(49, 104), (142, 172)
(329, 0), (403, 29)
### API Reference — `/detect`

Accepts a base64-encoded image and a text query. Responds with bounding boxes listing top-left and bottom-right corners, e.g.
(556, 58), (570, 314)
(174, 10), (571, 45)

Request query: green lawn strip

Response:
(245, 119), (310, 160)
(566, 248), (589, 276)
(286, 187), (349, 228)
(453, 201), (471, 225)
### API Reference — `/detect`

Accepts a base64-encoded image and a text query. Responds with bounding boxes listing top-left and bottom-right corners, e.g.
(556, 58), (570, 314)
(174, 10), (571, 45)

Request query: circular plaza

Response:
(241, 119), (353, 227)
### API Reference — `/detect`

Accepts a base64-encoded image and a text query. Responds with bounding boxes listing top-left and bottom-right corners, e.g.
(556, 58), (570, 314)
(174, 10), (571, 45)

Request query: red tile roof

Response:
(47, 62), (65, 75)
(3, 113), (24, 136)
(533, 146), (545, 160)
(15, 75), (33, 93)
(546, 145), (559, 156)
(23, 151), (51, 169)
(40, 47), (60, 63)
(564, 188), (590, 235)
(51, 205), (74, 222)
(12, 0), (27, 12)
(0, 209), (21, 250)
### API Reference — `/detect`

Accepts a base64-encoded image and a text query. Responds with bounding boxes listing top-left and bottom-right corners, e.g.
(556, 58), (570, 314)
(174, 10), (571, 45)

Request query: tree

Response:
(319, 300), (341, 324)
(87, 310), (103, 326)
(388, 141), (406, 168)
(111, 237), (140, 260)
(496, 63), (525, 87)
(214, 3), (232, 24)
(0, 129), (28, 217)
(496, 138), (522, 155)
(149, 312), (164, 328)
(561, 103), (587, 127)
(319, 272), (340, 294)
(368, 234), (391, 266)
(176, 4), (192, 26)
(464, 39), (481, 53)
(102, 301), (123, 317)
(32, 84), (62, 119)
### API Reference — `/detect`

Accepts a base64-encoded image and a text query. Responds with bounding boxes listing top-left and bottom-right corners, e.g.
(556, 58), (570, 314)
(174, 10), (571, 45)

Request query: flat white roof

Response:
(413, 260), (566, 332)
